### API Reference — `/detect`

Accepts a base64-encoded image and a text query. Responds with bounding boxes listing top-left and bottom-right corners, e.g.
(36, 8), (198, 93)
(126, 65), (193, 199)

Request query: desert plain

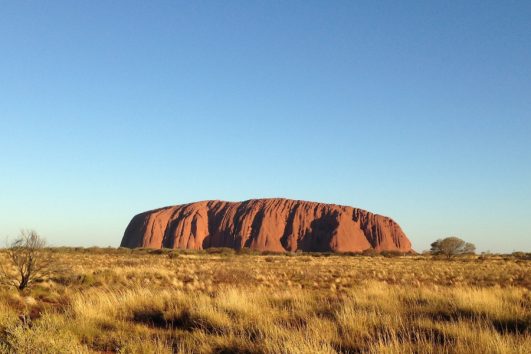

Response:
(0, 248), (529, 354)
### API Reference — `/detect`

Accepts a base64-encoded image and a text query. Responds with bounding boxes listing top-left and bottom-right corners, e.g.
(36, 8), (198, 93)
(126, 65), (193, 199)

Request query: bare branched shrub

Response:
(0, 230), (54, 290)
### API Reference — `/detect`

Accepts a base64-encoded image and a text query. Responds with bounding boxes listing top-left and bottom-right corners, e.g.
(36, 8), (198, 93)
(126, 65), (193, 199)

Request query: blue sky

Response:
(1, 1), (530, 252)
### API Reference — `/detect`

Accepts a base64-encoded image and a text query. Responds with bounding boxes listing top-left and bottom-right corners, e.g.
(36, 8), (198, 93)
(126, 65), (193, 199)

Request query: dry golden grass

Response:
(0, 249), (529, 353)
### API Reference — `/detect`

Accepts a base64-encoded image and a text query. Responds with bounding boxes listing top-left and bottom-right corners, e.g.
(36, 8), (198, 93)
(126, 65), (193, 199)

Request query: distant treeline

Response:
(4, 246), (529, 260)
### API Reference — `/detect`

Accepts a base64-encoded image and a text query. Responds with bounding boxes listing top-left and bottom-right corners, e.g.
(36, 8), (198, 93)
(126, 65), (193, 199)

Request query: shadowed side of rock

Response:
(120, 199), (412, 253)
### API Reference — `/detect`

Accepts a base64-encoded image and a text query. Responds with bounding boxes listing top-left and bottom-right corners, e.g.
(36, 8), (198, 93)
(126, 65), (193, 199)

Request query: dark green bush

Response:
(362, 248), (378, 256)
(381, 251), (405, 258)
(236, 247), (260, 256)
(260, 250), (284, 256)
(206, 247), (236, 255)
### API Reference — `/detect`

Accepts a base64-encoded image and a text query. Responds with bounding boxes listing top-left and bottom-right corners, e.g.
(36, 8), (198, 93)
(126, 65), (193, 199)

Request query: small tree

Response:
(0, 230), (54, 290)
(430, 236), (475, 258)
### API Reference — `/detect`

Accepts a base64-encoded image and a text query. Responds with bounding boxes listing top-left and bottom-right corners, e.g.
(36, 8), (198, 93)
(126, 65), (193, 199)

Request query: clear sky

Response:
(1, 1), (530, 252)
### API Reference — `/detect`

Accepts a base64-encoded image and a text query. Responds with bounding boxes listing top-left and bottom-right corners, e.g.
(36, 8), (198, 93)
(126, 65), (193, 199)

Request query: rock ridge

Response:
(120, 198), (412, 253)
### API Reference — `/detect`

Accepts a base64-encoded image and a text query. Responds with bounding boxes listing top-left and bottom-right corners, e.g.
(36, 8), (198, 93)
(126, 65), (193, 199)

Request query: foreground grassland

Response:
(0, 249), (529, 353)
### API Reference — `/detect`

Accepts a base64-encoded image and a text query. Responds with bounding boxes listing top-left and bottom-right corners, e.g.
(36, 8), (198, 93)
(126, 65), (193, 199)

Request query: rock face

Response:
(121, 199), (411, 253)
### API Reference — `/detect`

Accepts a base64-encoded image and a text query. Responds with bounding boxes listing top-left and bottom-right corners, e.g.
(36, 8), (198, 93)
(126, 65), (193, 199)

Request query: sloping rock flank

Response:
(121, 199), (411, 253)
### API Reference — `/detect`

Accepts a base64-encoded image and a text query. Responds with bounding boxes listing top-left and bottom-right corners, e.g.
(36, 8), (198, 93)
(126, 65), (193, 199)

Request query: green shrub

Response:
(511, 252), (531, 260)
(260, 250), (284, 256)
(339, 252), (362, 257)
(381, 251), (405, 258)
(236, 247), (260, 256)
(362, 248), (378, 256)
(206, 247), (236, 255)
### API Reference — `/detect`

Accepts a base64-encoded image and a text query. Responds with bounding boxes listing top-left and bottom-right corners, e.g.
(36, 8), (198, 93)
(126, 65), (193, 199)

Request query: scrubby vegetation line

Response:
(0, 248), (529, 353)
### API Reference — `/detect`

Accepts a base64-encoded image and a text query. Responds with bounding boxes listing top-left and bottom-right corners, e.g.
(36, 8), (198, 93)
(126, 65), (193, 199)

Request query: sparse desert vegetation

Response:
(0, 248), (529, 353)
